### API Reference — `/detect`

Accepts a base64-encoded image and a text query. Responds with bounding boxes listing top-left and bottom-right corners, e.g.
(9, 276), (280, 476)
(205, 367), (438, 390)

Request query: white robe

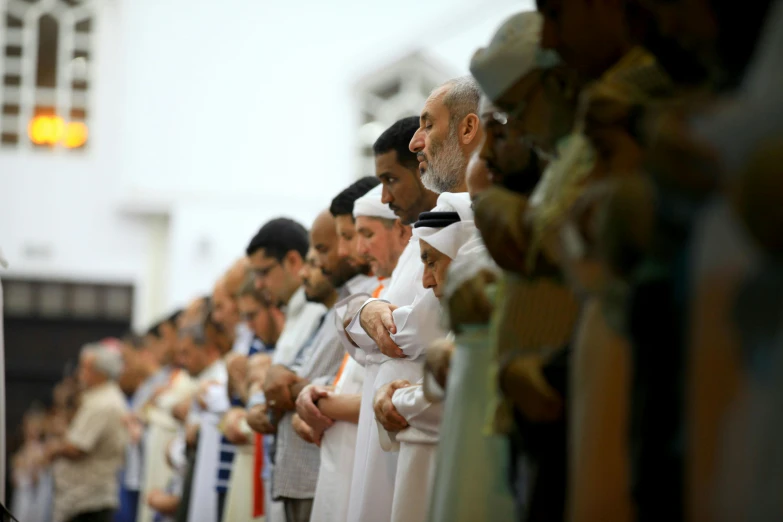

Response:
(187, 360), (228, 522)
(387, 382), (442, 522)
(382, 297), (447, 522)
(138, 369), (196, 522)
(223, 442), (262, 522)
(344, 240), (428, 522)
(310, 357), (366, 522)
(272, 286), (327, 365)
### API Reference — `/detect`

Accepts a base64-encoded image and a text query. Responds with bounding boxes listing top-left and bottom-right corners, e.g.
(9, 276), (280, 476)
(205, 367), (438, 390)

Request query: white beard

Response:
(421, 133), (466, 194)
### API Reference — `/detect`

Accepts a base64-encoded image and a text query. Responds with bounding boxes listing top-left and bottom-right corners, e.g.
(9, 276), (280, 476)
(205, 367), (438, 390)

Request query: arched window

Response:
(354, 52), (452, 178)
(1, 0), (94, 150)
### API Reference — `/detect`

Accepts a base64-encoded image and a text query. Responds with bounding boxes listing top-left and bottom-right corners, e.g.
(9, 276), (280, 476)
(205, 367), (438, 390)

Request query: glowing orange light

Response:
(29, 115), (66, 145)
(64, 121), (88, 148)
(27, 115), (87, 148)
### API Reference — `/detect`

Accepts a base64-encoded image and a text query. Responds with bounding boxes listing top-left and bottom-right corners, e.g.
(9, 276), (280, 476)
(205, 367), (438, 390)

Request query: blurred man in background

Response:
(47, 343), (128, 522)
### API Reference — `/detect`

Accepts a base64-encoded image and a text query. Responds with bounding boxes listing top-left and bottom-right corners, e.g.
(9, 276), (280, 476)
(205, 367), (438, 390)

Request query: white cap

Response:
(413, 192), (477, 259)
(469, 11), (559, 102)
(353, 184), (397, 220)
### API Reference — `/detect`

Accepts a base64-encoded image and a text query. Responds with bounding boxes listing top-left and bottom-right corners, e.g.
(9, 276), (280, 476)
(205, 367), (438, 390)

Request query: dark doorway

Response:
(3, 277), (134, 473)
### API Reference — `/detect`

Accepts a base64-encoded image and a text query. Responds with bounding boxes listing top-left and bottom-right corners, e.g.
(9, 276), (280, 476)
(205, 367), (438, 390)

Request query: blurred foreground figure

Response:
(48, 344), (128, 522)
(471, 11), (580, 521)
(638, 0), (783, 519)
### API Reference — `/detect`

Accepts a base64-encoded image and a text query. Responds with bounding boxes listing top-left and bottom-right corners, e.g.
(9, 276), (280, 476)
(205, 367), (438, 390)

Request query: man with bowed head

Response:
(358, 76), (484, 363)
(343, 78), (483, 522)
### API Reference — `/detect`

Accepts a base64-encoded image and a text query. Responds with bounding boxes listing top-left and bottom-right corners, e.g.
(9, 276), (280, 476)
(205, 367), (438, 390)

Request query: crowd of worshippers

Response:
(10, 1), (783, 521)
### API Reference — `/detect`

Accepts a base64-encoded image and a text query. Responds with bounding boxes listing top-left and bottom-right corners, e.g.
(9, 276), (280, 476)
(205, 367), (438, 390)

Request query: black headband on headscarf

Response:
(413, 211), (461, 229)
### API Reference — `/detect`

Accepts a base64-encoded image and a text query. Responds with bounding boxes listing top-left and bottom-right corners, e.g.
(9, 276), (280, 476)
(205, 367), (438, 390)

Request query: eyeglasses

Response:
(241, 308), (262, 322)
(252, 261), (279, 279)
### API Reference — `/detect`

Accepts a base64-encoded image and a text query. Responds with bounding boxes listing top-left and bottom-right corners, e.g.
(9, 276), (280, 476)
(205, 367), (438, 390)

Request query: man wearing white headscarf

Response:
(368, 192), (477, 522)
(298, 184), (410, 522)
(332, 120), (435, 522)
(343, 82), (481, 521)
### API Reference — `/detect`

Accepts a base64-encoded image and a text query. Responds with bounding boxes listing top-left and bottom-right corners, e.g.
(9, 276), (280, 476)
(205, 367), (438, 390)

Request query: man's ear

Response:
(283, 250), (303, 272)
(460, 113), (482, 146)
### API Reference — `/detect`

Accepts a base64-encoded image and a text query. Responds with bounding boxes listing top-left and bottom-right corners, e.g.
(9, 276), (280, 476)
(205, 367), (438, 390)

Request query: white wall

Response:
(1, 0), (534, 329)
(0, 0), (156, 327)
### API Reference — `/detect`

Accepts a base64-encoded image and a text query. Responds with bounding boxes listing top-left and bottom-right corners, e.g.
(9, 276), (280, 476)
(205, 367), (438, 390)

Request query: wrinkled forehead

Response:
(422, 86), (450, 120)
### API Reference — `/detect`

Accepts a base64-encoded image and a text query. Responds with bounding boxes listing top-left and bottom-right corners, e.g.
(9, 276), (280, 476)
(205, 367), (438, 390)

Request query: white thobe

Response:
(187, 360), (228, 522)
(388, 382), (443, 522)
(344, 240), (427, 522)
(311, 357), (366, 522)
(273, 286), (327, 365)
(138, 369), (196, 522)
(231, 322), (256, 355)
(380, 293), (448, 522)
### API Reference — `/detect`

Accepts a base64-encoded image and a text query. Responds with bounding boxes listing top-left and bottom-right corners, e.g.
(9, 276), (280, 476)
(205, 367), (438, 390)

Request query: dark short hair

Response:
(146, 321), (164, 339)
(235, 273), (272, 306)
(246, 217), (309, 260)
(373, 116), (420, 170)
(167, 309), (183, 325)
(147, 308), (183, 338)
(122, 332), (145, 349)
(329, 176), (380, 218)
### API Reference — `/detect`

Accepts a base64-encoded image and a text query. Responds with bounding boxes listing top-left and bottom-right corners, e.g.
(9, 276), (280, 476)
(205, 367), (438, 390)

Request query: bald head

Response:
(311, 208), (358, 288)
(225, 257), (249, 295)
(180, 297), (208, 328)
(312, 209), (338, 243)
(213, 259), (248, 336)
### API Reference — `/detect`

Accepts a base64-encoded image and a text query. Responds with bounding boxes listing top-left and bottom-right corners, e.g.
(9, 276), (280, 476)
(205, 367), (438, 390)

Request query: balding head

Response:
(180, 297), (208, 328)
(312, 209), (337, 241)
(212, 258), (248, 336)
(410, 76), (483, 194)
(440, 76), (482, 130)
(225, 257), (249, 295)
(312, 208), (358, 288)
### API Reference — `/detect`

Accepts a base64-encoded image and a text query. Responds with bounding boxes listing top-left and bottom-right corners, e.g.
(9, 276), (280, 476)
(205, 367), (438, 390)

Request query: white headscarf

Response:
(413, 193), (475, 260)
(353, 184), (397, 220)
(412, 192), (499, 302)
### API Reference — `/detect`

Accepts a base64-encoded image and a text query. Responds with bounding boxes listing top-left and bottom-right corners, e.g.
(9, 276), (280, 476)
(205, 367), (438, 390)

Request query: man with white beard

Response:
(344, 77), (483, 522)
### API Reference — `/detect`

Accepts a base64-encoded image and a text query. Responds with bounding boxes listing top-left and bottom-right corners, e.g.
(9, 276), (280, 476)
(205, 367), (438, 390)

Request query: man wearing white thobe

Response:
(344, 82), (483, 521)
(373, 193), (478, 522)
(184, 322), (229, 522)
(302, 184), (410, 522)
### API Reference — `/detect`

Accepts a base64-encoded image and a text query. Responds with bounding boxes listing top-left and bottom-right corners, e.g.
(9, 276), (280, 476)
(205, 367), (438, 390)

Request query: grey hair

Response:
(437, 76), (481, 128)
(81, 344), (124, 380)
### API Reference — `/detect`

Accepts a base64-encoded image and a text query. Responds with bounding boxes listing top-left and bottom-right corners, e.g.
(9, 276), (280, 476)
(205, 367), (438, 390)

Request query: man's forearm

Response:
(288, 378), (310, 404)
(318, 394), (361, 424)
(54, 442), (87, 460)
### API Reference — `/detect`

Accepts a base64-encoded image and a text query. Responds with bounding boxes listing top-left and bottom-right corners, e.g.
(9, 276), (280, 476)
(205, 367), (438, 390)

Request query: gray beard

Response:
(421, 135), (466, 194)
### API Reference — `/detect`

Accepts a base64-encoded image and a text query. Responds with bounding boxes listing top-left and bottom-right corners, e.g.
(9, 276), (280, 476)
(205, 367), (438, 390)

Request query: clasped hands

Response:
(357, 300), (406, 358)
(292, 384), (333, 446)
